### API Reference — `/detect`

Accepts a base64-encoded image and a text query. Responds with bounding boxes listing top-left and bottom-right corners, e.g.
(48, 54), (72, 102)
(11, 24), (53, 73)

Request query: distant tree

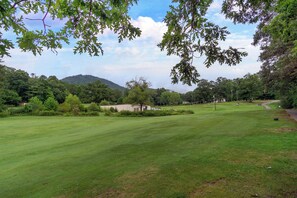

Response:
(44, 97), (59, 111)
(79, 81), (112, 103)
(214, 77), (235, 102)
(160, 91), (182, 106)
(0, 89), (21, 106)
(47, 76), (68, 103)
(27, 77), (53, 102)
(124, 78), (151, 111)
(151, 88), (167, 106)
(181, 91), (193, 104)
(6, 70), (30, 101)
(238, 74), (263, 102)
(193, 80), (214, 103)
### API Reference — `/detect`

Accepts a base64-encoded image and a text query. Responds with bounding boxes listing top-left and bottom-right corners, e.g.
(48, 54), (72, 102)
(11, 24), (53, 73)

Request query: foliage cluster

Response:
(182, 74), (265, 104)
(113, 109), (194, 117)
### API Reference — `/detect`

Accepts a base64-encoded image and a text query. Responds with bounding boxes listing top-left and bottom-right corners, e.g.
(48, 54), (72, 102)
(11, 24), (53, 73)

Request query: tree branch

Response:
(11, 0), (28, 9)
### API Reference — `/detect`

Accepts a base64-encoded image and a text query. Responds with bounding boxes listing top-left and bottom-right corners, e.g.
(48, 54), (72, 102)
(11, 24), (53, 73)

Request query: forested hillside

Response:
(61, 75), (125, 91)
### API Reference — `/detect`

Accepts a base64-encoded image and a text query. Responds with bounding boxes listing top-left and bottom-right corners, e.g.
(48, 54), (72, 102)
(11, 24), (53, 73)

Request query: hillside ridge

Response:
(61, 74), (125, 91)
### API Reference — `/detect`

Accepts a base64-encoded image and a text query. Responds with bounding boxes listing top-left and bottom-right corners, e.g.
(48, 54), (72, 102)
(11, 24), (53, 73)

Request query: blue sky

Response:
(2, 0), (261, 92)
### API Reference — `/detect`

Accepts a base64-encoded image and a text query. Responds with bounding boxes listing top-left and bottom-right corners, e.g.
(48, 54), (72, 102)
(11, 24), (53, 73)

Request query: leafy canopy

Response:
(124, 77), (151, 111)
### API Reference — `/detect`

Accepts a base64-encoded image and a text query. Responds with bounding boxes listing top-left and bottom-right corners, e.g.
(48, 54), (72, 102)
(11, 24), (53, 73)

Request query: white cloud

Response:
(132, 16), (167, 43)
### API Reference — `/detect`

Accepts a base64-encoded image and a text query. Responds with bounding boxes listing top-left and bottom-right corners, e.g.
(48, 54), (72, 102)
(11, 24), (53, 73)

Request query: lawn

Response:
(0, 102), (296, 197)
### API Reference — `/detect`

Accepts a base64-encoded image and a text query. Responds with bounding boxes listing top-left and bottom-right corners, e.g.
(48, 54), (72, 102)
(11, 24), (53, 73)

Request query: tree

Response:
(182, 91), (195, 104)
(27, 76), (54, 102)
(64, 94), (83, 113)
(28, 96), (44, 112)
(193, 80), (214, 104)
(214, 77), (235, 102)
(47, 76), (68, 103)
(79, 81), (112, 103)
(238, 74), (263, 102)
(0, 89), (21, 106)
(0, 0), (140, 59)
(255, 0), (297, 107)
(6, 70), (30, 101)
(124, 78), (151, 111)
(0, 98), (6, 112)
(44, 97), (59, 111)
(160, 91), (182, 106)
(151, 88), (167, 106)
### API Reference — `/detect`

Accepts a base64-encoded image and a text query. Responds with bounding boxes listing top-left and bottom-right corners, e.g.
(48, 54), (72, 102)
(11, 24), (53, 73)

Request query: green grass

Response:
(0, 102), (296, 197)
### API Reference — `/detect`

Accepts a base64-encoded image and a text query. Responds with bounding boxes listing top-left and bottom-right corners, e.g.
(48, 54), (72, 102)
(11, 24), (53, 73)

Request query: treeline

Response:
(181, 74), (272, 104)
(1, 64), (293, 112)
(0, 65), (183, 109)
(0, 65), (122, 106)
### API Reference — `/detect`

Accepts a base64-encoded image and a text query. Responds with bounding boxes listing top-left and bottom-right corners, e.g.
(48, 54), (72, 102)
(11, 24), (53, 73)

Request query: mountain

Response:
(61, 75), (125, 91)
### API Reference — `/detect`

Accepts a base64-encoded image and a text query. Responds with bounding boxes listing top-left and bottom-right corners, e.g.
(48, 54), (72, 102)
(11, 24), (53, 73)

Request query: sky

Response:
(2, 0), (261, 93)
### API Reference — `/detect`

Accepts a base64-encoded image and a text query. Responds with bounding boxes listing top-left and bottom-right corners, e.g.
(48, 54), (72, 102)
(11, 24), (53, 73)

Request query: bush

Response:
(64, 94), (84, 113)
(100, 100), (110, 106)
(9, 106), (28, 115)
(281, 96), (293, 109)
(87, 102), (101, 112)
(0, 111), (10, 118)
(117, 109), (194, 117)
(79, 112), (99, 116)
(24, 104), (32, 113)
(44, 97), (59, 111)
(109, 107), (118, 112)
(0, 99), (6, 112)
(28, 97), (44, 112)
(38, 111), (63, 116)
(104, 111), (112, 116)
(57, 102), (71, 113)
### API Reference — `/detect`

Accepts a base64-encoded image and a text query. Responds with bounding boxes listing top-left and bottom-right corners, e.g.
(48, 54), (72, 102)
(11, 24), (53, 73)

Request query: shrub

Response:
(104, 111), (112, 116)
(38, 111), (63, 116)
(22, 104), (33, 113)
(87, 102), (101, 112)
(44, 97), (59, 111)
(100, 100), (110, 106)
(57, 103), (71, 113)
(9, 106), (28, 115)
(109, 107), (118, 112)
(64, 94), (84, 113)
(0, 99), (6, 112)
(28, 97), (44, 112)
(0, 111), (10, 118)
(117, 110), (194, 117)
(79, 112), (99, 116)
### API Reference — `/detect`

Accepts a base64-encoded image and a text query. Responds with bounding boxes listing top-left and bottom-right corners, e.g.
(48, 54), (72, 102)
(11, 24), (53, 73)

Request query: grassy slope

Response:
(0, 103), (296, 197)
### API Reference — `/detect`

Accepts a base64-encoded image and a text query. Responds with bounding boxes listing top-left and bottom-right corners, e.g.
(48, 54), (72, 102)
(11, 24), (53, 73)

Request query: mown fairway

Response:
(0, 102), (296, 197)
